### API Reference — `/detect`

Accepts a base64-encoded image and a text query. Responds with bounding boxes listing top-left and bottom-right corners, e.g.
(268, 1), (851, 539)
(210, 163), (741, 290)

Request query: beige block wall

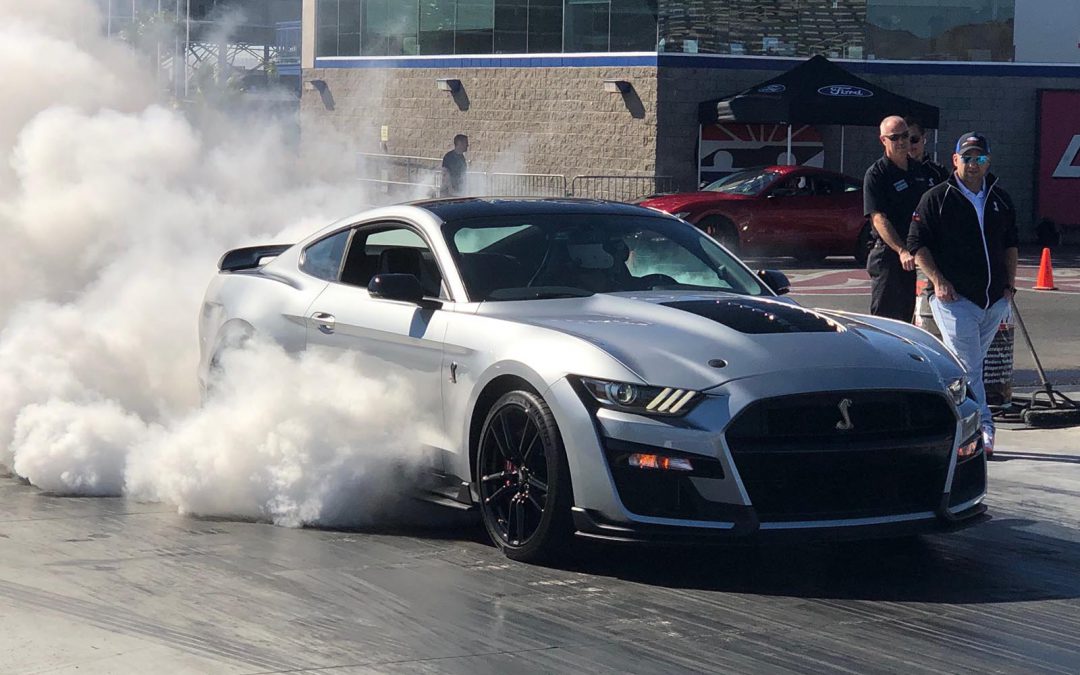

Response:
(300, 66), (660, 178)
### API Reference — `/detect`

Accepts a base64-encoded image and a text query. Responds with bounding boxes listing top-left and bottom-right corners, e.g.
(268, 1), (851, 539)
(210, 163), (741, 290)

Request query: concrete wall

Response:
(300, 66), (660, 179)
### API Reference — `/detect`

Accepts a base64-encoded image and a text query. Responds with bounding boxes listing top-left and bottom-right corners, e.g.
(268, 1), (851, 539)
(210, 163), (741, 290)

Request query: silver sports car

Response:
(199, 198), (987, 562)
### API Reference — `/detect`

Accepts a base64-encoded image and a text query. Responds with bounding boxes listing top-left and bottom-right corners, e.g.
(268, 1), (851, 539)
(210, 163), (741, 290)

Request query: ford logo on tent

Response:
(758, 84), (786, 94)
(818, 85), (874, 97)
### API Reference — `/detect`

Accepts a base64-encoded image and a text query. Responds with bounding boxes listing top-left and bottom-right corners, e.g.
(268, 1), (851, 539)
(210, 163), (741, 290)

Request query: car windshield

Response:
(442, 213), (768, 301)
(703, 169), (780, 195)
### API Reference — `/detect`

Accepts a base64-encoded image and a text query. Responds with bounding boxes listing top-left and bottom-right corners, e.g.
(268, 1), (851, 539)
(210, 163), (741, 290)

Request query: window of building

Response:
(457, 0), (495, 54)
(565, 0), (609, 53)
(494, 0), (528, 53)
(610, 0), (657, 52)
(419, 0), (456, 54)
(528, 0), (563, 53)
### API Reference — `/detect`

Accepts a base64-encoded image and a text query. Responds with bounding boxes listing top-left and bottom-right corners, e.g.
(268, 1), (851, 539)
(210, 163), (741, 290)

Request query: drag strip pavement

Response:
(1, 428), (1079, 675)
(785, 264), (1080, 296)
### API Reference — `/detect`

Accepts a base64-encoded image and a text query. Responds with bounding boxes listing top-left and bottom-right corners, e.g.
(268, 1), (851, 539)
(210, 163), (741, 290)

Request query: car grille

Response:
(725, 391), (955, 521)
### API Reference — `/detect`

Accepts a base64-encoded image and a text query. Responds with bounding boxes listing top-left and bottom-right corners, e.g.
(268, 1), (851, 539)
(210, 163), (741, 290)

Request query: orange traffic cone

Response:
(1034, 247), (1057, 291)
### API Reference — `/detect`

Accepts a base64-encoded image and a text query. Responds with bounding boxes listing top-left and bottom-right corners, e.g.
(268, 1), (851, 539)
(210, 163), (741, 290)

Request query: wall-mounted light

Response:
(304, 79), (326, 91)
(436, 78), (462, 93)
(603, 79), (632, 94)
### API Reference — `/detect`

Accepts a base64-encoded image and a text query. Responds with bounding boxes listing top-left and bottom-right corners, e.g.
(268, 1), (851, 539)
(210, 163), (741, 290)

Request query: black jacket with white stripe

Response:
(907, 172), (1019, 309)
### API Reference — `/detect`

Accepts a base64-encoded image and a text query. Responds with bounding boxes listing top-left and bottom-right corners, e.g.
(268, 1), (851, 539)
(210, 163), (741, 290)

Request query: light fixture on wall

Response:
(304, 79), (326, 92)
(603, 79), (632, 94)
(436, 78), (462, 93)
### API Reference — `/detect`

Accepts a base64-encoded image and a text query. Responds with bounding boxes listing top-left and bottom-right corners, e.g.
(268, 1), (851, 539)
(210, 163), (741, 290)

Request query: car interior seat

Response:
(376, 247), (442, 297)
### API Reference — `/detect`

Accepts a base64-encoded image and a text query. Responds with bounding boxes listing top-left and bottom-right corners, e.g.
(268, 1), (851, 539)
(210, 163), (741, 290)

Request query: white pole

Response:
(787, 124), (793, 165)
(697, 125), (702, 188)
(933, 128), (939, 163)
(840, 126), (845, 173)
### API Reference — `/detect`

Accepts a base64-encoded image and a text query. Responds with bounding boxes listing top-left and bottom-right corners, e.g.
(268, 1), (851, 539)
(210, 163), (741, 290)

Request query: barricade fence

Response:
(355, 153), (674, 202)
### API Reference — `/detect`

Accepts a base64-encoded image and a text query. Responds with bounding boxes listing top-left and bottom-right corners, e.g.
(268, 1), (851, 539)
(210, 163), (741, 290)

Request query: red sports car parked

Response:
(640, 166), (872, 264)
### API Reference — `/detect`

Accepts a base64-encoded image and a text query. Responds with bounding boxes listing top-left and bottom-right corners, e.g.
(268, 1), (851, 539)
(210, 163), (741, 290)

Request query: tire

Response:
(701, 217), (739, 255)
(476, 390), (573, 563)
(854, 222), (873, 267)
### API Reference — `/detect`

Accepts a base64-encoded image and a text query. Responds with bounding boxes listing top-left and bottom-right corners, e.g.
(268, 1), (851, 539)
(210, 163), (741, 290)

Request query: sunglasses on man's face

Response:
(909, 135), (923, 144)
(884, 132), (909, 142)
(959, 155), (990, 166)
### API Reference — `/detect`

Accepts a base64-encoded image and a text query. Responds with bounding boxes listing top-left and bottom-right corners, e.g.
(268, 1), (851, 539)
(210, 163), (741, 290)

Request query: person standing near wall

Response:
(907, 132), (1018, 458)
(441, 134), (469, 197)
(905, 117), (948, 187)
(863, 115), (932, 321)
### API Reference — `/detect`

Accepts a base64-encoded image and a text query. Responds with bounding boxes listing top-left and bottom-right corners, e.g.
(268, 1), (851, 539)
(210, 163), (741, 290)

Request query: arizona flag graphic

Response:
(699, 124), (824, 184)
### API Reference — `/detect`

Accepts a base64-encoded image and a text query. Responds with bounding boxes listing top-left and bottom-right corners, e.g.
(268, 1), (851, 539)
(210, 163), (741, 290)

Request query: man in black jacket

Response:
(908, 132), (1019, 457)
(864, 115), (932, 321)
(904, 117), (948, 187)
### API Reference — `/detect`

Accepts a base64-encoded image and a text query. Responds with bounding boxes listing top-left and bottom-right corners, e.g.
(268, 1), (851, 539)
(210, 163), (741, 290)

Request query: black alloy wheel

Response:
(476, 390), (572, 562)
(701, 217), (740, 255)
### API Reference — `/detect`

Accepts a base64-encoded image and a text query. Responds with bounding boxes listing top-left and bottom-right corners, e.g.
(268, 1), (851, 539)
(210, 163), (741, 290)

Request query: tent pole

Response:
(840, 126), (845, 173)
(697, 125), (702, 188)
(787, 124), (793, 165)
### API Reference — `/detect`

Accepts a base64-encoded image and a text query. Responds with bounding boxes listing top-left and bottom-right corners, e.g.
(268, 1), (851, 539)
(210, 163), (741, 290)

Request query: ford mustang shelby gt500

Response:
(199, 198), (987, 562)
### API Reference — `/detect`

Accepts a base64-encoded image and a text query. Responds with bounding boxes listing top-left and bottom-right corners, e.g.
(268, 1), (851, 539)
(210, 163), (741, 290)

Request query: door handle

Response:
(311, 312), (335, 333)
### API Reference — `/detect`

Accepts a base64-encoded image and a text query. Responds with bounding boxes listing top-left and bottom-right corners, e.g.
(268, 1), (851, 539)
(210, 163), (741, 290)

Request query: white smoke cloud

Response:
(0, 0), (437, 527)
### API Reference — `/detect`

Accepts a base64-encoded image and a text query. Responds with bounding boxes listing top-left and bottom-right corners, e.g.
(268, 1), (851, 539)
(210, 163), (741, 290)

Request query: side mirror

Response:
(368, 273), (425, 304)
(757, 269), (791, 295)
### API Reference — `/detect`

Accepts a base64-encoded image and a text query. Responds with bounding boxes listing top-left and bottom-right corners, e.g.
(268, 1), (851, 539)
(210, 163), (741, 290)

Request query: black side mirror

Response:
(368, 273), (425, 304)
(757, 269), (791, 295)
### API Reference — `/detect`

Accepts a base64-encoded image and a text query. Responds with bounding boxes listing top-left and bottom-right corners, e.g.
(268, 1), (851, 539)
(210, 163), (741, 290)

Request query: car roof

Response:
(408, 197), (668, 221)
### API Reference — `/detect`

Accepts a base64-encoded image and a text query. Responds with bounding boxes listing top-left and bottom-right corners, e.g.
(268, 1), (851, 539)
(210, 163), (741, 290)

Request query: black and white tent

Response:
(697, 55), (940, 180)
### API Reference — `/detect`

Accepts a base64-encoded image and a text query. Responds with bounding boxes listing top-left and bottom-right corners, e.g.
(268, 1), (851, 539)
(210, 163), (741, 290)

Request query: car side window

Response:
(340, 223), (446, 298)
(811, 175), (836, 196)
(299, 229), (350, 281)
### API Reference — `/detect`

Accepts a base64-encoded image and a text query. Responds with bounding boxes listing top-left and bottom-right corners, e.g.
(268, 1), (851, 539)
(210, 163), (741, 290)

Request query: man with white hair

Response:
(862, 115), (932, 321)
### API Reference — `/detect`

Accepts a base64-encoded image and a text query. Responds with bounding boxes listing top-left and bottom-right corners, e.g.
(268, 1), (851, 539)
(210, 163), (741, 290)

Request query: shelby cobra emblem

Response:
(835, 398), (855, 431)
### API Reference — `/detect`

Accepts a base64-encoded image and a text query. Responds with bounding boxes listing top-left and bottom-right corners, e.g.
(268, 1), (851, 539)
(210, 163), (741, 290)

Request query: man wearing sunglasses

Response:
(864, 115), (932, 321)
(905, 117), (948, 186)
(907, 132), (1019, 458)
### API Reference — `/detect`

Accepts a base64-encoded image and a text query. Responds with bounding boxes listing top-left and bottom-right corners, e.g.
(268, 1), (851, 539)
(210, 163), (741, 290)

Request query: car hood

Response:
(640, 191), (754, 212)
(477, 292), (952, 391)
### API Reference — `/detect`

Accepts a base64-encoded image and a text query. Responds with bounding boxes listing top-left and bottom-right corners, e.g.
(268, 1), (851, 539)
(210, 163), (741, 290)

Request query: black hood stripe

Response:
(662, 298), (842, 334)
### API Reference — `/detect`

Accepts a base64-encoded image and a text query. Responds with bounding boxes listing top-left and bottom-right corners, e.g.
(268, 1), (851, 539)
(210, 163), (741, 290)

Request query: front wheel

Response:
(701, 217), (739, 255)
(476, 390), (573, 562)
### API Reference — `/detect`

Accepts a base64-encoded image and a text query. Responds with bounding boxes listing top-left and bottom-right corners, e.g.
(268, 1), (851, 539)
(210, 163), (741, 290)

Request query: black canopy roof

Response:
(698, 55), (939, 128)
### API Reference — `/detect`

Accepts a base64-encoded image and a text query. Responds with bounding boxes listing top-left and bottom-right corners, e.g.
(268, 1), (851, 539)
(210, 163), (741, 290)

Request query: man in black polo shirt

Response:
(863, 115), (931, 321)
(440, 134), (469, 197)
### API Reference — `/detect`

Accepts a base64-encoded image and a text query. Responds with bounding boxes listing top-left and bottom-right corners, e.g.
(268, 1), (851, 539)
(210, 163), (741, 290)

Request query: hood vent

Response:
(663, 298), (842, 334)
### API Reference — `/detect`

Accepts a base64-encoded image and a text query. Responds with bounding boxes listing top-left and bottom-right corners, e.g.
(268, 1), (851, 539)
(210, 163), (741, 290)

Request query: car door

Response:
(756, 173), (822, 251)
(305, 221), (452, 437)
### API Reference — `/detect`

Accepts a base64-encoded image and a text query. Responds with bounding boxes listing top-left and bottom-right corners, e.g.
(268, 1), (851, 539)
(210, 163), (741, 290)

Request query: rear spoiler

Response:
(218, 244), (292, 272)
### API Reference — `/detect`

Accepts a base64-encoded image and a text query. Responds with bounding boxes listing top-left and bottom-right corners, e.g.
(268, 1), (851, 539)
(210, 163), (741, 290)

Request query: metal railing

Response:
(355, 153), (675, 203)
(467, 172), (567, 197)
(569, 175), (676, 202)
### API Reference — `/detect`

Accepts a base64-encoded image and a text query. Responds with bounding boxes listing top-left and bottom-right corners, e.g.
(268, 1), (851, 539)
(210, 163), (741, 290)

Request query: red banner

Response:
(1037, 90), (1080, 226)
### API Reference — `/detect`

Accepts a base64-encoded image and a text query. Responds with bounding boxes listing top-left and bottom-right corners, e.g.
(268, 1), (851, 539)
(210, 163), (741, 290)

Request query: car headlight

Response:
(944, 376), (968, 406)
(576, 377), (702, 416)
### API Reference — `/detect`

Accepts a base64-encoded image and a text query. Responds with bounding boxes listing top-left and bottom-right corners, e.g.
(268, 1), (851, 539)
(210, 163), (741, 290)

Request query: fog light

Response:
(957, 434), (981, 459)
(628, 453), (693, 471)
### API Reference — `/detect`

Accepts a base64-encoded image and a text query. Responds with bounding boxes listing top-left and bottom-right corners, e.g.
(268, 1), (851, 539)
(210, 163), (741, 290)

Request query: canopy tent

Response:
(696, 55), (940, 179)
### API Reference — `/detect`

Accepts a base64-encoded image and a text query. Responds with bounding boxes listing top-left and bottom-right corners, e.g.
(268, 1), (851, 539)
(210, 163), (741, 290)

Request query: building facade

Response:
(301, 0), (1080, 239)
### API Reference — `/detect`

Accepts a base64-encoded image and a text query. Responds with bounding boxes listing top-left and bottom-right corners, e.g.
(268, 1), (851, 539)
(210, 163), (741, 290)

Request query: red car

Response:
(640, 166), (872, 264)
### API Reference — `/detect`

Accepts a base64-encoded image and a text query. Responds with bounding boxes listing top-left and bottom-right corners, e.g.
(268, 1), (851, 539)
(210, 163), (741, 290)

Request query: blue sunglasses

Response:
(959, 155), (989, 165)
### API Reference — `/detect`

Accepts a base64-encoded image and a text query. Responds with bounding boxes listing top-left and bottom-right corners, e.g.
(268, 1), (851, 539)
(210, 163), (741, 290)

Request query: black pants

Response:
(867, 244), (916, 322)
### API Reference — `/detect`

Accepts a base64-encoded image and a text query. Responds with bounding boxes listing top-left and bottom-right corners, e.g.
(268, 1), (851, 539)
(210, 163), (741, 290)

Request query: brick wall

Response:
(301, 61), (1080, 240)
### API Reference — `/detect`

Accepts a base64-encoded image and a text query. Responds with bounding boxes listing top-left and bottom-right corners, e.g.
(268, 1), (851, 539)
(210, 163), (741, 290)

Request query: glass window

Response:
(316, 0), (340, 56)
(866, 1), (1015, 61)
(419, 0), (456, 54)
(494, 0), (528, 53)
(341, 226), (445, 297)
(363, 0), (420, 56)
(610, 0), (656, 51)
(300, 229), (351, 280)
(565, 0), (610, 53)
(528, 0), (562, 53)
(337, 0), (361, 55)
(457, 0), (494, 54)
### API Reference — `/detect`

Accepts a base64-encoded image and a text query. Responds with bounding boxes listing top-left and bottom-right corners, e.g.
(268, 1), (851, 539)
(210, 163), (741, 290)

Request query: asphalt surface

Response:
(2, 247), (1078, 674)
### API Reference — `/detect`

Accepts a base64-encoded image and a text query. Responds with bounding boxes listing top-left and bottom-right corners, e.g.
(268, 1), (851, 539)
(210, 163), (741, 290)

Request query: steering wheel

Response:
(636, 273), (679, 289)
